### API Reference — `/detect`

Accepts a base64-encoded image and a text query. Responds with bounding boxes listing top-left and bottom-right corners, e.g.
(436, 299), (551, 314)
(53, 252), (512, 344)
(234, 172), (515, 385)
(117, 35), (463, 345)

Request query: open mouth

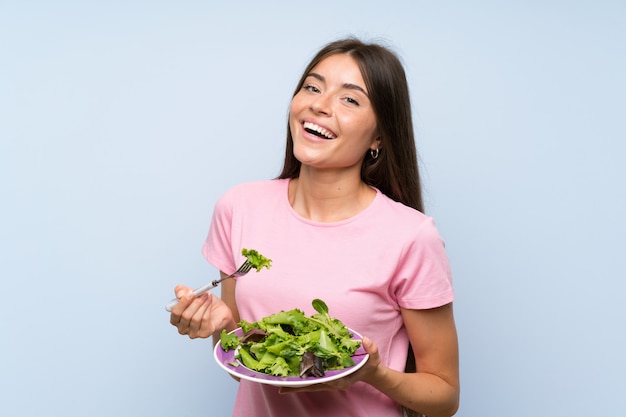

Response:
(303, 121), (336, 140)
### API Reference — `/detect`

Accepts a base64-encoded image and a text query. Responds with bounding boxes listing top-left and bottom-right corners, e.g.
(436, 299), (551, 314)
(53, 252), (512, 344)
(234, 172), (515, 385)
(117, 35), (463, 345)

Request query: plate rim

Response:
(213, 326), (369, 387)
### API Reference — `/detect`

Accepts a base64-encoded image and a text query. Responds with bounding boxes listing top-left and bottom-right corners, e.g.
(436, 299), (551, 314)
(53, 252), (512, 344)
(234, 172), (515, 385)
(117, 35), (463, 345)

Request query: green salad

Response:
(220, 299), (361, 378)
(241, 248), (272, 271)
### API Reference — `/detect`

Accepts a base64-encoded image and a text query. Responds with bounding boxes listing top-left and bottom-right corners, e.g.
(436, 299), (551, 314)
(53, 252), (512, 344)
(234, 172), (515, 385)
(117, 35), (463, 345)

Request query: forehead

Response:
(308, 54), (367, 90)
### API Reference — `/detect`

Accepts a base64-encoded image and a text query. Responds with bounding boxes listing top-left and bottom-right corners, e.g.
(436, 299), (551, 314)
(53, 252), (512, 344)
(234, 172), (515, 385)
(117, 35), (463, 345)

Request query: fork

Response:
(165, 260), (254, 312)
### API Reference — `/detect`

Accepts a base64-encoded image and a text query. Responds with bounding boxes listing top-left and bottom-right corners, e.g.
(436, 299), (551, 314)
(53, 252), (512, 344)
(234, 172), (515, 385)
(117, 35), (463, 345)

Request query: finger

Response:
(188, 293), (212, 338)
(170, 289), (194, 326)
(362, 336), (379, 356)
(175, 291), (200, 334)
(173, 288), (194, 311)
(173, 284), (190, 296)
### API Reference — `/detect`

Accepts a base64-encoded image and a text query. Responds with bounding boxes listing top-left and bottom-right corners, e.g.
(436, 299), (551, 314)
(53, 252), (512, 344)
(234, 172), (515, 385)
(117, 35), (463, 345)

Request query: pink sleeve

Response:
(201, 189), (238, 274)
(393, 217), (454, 310)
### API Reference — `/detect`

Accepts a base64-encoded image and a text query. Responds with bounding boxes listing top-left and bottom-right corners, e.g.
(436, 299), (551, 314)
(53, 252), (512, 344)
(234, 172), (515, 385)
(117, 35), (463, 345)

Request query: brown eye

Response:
(303, 84), (321, 93)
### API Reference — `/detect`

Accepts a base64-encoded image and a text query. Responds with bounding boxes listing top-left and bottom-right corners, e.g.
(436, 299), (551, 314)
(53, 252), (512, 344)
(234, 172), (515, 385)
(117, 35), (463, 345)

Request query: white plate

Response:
(213, 327), (369, 387)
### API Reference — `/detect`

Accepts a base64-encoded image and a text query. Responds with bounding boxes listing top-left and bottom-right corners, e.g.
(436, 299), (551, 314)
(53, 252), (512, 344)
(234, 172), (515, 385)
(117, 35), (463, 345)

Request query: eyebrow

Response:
(306, 72), (369, 97)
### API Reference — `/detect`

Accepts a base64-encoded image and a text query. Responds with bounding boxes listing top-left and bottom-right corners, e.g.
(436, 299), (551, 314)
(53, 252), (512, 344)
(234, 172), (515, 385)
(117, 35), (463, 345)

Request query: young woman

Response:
(169, 38), (460, 417)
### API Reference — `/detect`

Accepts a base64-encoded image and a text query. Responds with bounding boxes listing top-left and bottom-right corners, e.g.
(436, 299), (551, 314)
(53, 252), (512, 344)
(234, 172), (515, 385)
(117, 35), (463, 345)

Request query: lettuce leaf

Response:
(225, 299), (361, 377)
(220, 329), (240, 351)
(242, 248), (272, 271)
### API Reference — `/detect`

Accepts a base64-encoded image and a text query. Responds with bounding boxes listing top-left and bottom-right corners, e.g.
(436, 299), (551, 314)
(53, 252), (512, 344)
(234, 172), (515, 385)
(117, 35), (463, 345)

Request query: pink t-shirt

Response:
(203, 179), (454, 417)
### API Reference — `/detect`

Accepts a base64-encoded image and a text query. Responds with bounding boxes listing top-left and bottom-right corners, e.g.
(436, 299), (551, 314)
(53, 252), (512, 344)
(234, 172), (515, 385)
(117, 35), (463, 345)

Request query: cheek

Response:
(289, 96), (307, 134)
(290, 94), (306, 116)
(288, 111), (299, 136)
(366, 124), (379, 142)
(347, 117), (378, 144)
(359, 116), (379, 143)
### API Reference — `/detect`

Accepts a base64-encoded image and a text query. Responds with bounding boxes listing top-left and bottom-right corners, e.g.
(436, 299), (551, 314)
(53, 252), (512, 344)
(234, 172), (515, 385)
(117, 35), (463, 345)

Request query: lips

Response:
(303, 121), (336, 140)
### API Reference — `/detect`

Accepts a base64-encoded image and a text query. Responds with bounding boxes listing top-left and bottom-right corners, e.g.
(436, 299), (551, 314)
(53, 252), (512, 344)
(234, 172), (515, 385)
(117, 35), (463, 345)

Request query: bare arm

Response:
(363, 303), (460, 417)
(284, 303), (460, 417)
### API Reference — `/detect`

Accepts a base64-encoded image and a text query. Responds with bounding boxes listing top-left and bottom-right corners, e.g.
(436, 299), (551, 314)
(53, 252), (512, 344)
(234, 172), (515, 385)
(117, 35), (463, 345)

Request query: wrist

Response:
(362, 362), (393, 388)
(215, 317), (238, 337)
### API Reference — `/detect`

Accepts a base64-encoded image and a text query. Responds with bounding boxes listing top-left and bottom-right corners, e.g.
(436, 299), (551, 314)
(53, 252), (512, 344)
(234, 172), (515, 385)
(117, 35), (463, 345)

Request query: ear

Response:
(371, 136), (382, 151)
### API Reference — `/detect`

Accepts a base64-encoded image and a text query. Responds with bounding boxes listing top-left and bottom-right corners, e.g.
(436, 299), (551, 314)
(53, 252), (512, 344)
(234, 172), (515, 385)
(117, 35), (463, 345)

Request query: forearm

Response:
(364, 366), (459, 417)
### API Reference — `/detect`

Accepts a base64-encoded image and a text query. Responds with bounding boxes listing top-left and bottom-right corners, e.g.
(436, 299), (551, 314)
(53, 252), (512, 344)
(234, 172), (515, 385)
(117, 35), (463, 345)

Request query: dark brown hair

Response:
(278, 38), (424, 416)
(277, 37), (423, 213)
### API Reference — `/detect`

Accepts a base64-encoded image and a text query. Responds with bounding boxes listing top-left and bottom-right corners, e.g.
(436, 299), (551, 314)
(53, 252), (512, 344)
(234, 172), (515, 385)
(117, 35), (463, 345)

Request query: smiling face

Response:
(288, 53), (379, 173)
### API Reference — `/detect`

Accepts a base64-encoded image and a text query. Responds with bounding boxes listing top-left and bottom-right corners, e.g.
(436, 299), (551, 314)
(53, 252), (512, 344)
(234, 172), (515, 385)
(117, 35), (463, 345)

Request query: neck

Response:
(289, 167), (375, 222)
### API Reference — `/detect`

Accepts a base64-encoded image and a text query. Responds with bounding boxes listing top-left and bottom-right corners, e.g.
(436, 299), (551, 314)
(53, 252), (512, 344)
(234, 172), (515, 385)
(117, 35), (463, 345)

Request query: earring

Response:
(370, 148), (379, 159)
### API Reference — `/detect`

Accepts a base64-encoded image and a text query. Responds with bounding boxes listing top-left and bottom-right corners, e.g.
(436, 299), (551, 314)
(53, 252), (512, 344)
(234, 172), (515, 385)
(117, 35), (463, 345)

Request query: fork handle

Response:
(164, 281), (218, 312)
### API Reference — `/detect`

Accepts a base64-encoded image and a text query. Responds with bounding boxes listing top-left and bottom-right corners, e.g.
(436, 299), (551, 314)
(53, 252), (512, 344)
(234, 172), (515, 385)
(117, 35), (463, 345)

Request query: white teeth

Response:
(303, 121), (336, 139)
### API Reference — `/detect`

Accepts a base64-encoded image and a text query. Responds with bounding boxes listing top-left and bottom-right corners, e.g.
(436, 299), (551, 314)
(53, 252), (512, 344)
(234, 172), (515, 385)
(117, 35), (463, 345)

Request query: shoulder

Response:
(213, 179), (288, 218)
(374, 192), (444, 243)
(375, 192), (433, 225)
(219, 179), (288, 202)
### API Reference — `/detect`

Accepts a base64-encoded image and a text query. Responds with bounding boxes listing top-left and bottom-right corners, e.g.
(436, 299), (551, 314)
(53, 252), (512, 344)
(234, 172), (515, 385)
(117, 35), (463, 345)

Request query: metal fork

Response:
(165, 260), (254, 312)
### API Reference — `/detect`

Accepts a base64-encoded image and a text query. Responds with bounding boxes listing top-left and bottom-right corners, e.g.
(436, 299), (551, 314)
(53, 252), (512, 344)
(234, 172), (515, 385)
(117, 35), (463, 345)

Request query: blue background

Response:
(1, 1), (624, 416)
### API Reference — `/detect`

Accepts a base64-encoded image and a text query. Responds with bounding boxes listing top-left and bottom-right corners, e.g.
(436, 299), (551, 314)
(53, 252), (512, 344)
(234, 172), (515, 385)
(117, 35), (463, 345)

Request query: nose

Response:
(310, 93), (332, 116)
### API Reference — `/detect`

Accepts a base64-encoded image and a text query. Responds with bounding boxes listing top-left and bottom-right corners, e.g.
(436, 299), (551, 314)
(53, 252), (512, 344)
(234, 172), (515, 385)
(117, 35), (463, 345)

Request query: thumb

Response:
(174, 284), (190, 297)
(362, 336), (378, 355)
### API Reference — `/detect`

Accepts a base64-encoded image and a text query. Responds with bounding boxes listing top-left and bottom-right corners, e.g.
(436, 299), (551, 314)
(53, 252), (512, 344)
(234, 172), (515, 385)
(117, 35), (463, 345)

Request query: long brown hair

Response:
(278, 37), (423, 212)
(278, 38), (424, 416)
